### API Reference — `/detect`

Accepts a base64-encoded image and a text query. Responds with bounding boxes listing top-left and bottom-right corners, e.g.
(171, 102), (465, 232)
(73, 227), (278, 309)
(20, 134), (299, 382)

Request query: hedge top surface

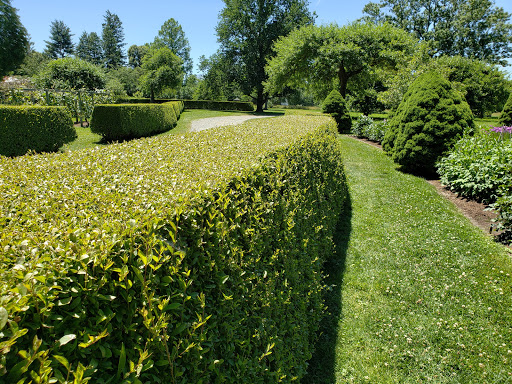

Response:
(0, 115), (334, 267)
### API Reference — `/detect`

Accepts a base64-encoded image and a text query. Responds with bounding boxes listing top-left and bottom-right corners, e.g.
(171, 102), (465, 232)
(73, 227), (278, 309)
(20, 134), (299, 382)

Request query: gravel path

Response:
(190, 115), (274, 132)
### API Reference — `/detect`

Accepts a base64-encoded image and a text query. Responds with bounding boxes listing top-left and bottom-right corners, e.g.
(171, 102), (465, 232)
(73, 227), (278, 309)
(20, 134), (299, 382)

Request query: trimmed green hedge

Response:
(116, 97), (254, 112)
(90, 101), (183, 141)
(0, 116), (348, 383)
(0, 105), (76, 157)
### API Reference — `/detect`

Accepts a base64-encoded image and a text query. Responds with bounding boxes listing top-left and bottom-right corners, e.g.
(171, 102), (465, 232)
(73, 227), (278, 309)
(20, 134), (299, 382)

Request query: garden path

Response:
(190, 115), (275, 132)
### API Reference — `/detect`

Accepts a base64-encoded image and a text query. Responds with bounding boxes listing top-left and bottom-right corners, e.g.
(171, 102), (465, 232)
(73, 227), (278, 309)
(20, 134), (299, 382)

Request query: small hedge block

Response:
(90, 101), (182, 141)
(0, 105), (76, 157)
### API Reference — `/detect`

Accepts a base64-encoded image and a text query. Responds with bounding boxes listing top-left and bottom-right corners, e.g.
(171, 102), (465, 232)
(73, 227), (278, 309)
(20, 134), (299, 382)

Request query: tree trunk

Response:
(337, 66), (349, 98)
(256, 86), (265, 113)
(150, 87), (155, 103)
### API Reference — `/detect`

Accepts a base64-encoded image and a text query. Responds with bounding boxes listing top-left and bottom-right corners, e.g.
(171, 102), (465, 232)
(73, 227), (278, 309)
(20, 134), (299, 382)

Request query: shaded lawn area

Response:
(304, 135), (512, 383)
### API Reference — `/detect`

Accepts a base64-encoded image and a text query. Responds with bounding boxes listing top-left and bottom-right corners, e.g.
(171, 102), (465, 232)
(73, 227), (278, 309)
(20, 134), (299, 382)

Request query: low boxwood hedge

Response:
(0, 105), (76, 157)
(0, 116), (348, 383)
(90, 101), (183, 141)
(116, 97), (254, 112)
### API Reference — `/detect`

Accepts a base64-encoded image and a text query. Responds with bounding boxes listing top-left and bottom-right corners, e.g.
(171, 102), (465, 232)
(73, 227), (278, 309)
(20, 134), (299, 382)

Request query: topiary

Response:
(499, 92), (512, 126)
(322, 89), (352, 133)
(381, 71), (474, 176)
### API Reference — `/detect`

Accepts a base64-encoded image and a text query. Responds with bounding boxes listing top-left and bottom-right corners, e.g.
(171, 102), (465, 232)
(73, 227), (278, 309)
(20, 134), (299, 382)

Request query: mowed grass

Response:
(304, 135), (512, 383)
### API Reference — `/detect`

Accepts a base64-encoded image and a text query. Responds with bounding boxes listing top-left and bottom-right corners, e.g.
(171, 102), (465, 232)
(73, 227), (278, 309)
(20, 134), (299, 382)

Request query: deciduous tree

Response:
(153, 18), (192, 74)
(216, 0), (315, 112)
(139, 47), (183, 102)
(35, 57), (106, 90)
(0, 0), (28, 76)
(362, 0), (512, 65)
(265, 22), (416, 102)
(44, 20), (74, 59)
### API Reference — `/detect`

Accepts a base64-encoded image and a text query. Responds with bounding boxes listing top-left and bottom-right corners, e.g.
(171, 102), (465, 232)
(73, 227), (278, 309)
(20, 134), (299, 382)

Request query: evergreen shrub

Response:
(499, 92), (512, 126)
(382, 71), (474, 175)
(0, 116), (348, 383)
(321, 90), (351, 133)
(91, 101), (183, 141)
(0, 105), (76, 157)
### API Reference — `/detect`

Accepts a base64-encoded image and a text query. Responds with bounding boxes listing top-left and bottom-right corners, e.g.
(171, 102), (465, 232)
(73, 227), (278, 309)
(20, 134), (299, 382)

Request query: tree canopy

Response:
(44, 20), (74, 59)
(216, 0), (315, 112)
(153, 18), (192, 74)
(76, 32), (103, 66)
(265, 22), (417, 101)
(35, 57), (106, 90)
(362, 0), (512, 65)
(139, 47), (183, 102)
(128, 44), (149, 68)
(102, 10), (125, 69)
(0, 0), (28, 77)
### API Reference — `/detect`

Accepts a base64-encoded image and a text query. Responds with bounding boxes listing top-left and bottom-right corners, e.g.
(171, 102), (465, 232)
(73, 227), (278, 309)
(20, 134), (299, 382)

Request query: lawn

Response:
(304, 135), (512, 383)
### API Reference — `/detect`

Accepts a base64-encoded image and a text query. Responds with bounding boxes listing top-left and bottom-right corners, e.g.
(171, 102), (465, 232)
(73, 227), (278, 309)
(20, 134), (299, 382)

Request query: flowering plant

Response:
(487, 126), (512, 140)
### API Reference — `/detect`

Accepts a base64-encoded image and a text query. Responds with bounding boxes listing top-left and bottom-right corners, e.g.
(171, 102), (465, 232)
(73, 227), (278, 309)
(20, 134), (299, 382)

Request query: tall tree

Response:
(216, 0), (315, 112)
(153, 18), (193, 74)
(76, 32), (103, 66)
(139, 47), (183, 102)
(0, 0), (28, 76)
(44, 20), (74, 59)
(265, 22), (417, 101)
(362, 0), (512, 65)
(128, 44), (150, 68)
(102, 10), (125, 69)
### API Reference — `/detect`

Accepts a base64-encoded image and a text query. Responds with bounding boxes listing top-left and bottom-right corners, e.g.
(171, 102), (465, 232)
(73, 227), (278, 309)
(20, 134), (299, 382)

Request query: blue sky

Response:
(13, 0), (512, 74)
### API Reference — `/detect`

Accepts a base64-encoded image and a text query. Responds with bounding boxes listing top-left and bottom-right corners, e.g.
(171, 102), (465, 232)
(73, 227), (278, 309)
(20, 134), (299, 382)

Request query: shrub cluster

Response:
(437, 127), (512, 241)
(0, 116), (348, 383)
(116, 97), (255, 112)
(382, 71), (474, 175)
(0, 105), (76, 157)
(90, 101), (183, 141)
(351, 115), (389, 142)
(321, 90), (351, 133)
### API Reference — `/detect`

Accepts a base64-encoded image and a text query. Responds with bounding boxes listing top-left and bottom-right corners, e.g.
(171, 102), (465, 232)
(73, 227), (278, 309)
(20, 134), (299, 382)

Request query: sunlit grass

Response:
(305, 135), (512, 383)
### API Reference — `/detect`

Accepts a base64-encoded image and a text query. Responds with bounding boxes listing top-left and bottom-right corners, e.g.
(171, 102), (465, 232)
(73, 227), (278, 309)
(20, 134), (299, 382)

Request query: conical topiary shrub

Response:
(322, 90), (352, 133)
(381, 71), (474, 175)
(499, 92), (512, 126)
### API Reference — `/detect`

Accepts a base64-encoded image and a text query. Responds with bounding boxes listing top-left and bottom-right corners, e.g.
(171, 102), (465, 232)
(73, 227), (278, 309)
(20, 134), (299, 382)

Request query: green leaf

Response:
(53, 355), (70, 370)
(58, 334), (76, 346)
(116, 342), (126, 380)
(0, 307), (7, 330)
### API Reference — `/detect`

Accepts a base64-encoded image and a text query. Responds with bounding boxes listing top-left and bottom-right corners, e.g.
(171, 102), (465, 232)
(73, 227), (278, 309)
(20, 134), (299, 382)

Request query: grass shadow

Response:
(302, 194), (352, 383)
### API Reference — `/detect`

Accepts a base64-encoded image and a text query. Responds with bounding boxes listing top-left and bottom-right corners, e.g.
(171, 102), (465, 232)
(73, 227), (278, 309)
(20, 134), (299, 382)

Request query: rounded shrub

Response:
(499, 92), (512, 126)
(322, 89), (352, 133)
(382, 71), (474, 175)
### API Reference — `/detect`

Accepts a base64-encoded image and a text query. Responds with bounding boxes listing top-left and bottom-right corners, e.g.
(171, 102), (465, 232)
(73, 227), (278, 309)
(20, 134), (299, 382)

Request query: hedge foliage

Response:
(499, 92), (512, 126)
(90, 101), (183, 141)
(0, 116), (348, 383)
(116, 97), (254, 112)
(321, 90), (351, 133)
(382, 71), (474, 175)
(0, 105), (76, 157)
